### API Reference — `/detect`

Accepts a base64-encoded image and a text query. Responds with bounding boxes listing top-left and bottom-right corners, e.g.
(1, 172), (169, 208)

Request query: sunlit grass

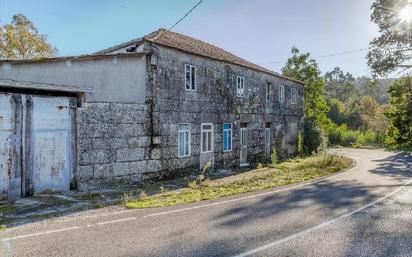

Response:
(125, 153), (353, 209)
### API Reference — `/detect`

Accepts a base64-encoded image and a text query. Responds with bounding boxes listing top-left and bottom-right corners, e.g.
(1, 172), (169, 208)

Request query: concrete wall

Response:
(0, 55), (147, 103)
(146, 44), (304, 177)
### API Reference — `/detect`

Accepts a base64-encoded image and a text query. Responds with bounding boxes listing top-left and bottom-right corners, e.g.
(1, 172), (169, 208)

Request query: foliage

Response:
(125, 154), (352, 209)
(326, 98), (348, 126)
(357, 96), (389, 132)
(303, 118), (327, 154)
(385, 77), (412, 146)
(282, 47), (331, 130)
(270, 149), (278, 167)
(367, 0), (412, 76)
(296, 132), (303, 157)
(324, 67), (358, 103)
(327, 124), (385, 147)
(0, 14), (57, 58)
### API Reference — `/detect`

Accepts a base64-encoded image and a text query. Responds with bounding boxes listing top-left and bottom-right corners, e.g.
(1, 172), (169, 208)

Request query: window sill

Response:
(178, 155), (191, 159)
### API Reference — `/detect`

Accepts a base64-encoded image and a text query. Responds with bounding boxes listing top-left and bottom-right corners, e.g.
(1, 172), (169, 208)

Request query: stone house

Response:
(0, 29), (304, 200)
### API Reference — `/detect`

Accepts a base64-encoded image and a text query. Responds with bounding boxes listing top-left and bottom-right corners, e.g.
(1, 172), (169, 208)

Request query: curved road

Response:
(1, 148), (412, 257)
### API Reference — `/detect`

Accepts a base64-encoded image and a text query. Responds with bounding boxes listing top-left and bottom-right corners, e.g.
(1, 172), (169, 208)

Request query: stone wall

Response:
(75, 102), (161, 189)
(146, 43), (305, 177)
(74, 44), (305, 187)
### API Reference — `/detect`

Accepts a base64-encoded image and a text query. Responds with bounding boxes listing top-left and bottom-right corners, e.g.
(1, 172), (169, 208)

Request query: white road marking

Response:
(2, 226), (80, 242)
(143, 161), (360, 218)
(232, 177), (412, 257)
(0, 159), (360, 242)
(96, 217), (137, 226)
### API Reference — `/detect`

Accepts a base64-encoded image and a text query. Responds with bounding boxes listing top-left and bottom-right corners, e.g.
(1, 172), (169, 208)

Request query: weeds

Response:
(271, 149), (278, 167)
(125, 153), (352, 209)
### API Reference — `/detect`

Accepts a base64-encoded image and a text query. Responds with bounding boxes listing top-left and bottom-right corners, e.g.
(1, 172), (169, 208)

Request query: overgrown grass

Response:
(125, 153), (353, 209)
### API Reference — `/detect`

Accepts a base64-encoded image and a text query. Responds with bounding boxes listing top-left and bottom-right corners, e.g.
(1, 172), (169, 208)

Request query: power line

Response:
(258, 47), (369, 65)
(155, 0), (204, 41)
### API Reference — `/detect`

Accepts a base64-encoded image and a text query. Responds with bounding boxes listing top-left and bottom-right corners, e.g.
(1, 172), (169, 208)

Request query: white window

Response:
(291, 88), (298, 104)
(279, 85), (285, 103)
(201, 123), (213, 153)
(223, 123), (232, 152)
(178, 123), (191, 157)
(236, 76), (245, 97)
(185, 64), (196, 91)
(266, 83), (270, 102)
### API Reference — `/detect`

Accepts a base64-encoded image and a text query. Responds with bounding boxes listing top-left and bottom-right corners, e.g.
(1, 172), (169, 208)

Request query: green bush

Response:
(271, 149), (278, 167)
(303, 118), (327, 154)
(327, 124), (384, 147)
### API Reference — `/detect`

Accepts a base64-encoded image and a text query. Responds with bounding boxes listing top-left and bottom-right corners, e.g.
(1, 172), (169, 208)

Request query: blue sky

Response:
(0, 0), (378, 77)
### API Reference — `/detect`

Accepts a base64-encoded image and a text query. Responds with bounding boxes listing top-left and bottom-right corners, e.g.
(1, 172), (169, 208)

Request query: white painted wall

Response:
(0, 55), (147, 104)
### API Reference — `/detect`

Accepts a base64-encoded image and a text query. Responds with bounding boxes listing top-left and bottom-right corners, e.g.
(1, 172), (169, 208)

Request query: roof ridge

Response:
(95, 29), (304, 85)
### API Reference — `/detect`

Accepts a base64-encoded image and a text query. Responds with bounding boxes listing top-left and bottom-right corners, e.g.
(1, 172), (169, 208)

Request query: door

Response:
(0, 94), (23, 200)
(240, 127), (248, 167)
(0, 93), (73, 199)
(0, 94), (12, 199)
(264, 128), (271, 155)
(31, 96), (72, 193)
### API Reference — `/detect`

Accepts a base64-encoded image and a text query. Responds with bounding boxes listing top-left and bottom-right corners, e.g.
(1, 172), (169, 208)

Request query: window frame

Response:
(279, 85), (285, 103)
(223, 123), (233, 152)
(291, 88), (298, 104)
(266, 83), (270, 102)
(236, 76), (245, 98)
(184, 64), (196, 91)
(177, 123), (191, 158)
(201, 123), (214, 153)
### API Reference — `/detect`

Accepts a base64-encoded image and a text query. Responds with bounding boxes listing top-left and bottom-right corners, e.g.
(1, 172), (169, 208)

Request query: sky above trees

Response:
(0, 0), (379, 76)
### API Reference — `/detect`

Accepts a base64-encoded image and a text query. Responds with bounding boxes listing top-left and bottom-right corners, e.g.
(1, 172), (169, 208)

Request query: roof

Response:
(0, 79), (92, 93)
(96, 29), (304, 85)
(0, 51), (150, 64)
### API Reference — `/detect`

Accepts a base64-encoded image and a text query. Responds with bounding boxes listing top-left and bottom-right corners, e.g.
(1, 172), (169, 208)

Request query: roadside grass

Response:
(125, 153), (353, 209)
(0, 224), (6, 231)
(387, 145), (412, 153)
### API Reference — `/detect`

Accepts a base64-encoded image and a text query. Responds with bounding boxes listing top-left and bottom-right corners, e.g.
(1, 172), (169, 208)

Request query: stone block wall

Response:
(146, 43), (305, 176)
(75, 102), (161, 188)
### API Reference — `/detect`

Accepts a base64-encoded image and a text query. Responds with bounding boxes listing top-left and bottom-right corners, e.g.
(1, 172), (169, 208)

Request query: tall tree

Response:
(367, 0), (412, 76)
(324, 67), (358, 103)
(385, 77), (412, 146)
(282, 47), (331, 129)
(0, 14), (57, 58)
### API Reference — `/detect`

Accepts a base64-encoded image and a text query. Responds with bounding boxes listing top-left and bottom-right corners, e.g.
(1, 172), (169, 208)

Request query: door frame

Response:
(240, 127), (249, 167)
(264, 127), (271, 156)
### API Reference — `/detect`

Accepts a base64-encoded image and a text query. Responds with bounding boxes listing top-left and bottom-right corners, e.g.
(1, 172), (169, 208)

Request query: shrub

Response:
(303, 118), (327, 154)
(297, 132), (303, 157)
(327, 124), (385, 148)
(271, 149), (278, 167)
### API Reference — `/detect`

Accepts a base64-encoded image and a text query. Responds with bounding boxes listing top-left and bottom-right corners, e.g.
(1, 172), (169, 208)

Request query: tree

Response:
(282, 47), (331, 153)
(326, 98), (347, 125)
(367, 0), (412, 76)
(0, 14), (57, 58)
(357, 96), (388, 132)
(324, 67), (358, 103)
(282, 47), (331, 129)
(385, 77), (412, 146)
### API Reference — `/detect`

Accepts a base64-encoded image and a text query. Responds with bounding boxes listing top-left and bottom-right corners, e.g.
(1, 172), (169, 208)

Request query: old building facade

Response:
(0, 29), (303, 199)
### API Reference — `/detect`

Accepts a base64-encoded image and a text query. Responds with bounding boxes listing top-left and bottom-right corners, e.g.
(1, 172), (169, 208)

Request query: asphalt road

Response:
(1, 148), (412, 257)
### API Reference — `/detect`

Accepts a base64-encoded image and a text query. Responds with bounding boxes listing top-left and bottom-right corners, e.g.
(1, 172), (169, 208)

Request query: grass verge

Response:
(125, 153), (353, 209)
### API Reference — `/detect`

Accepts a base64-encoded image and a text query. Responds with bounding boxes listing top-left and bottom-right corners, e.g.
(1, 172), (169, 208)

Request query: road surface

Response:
(1, 148), (412, 257)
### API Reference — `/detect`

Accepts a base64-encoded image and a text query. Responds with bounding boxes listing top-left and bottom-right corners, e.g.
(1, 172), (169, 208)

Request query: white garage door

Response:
(0, 93), (74, 199)
(32, 96), (72, 193)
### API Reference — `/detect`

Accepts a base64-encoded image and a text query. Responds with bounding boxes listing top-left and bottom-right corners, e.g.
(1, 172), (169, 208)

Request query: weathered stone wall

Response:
(145, 43), (304, 177)
(74, 44), (304, 187)
(75, 103), (161, 189)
